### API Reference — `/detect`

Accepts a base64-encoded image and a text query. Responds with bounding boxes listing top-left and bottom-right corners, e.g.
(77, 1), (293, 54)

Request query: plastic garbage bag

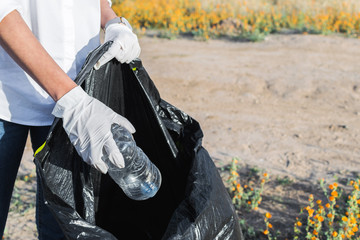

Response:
(34, 42), (243, 240)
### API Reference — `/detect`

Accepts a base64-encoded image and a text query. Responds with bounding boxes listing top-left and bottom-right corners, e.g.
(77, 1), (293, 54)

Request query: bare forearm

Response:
(0, 10), (76, 101)
(100, 0), (117, 29)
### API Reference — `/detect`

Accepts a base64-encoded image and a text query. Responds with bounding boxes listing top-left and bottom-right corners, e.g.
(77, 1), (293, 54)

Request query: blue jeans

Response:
(0, 119), (65, 239)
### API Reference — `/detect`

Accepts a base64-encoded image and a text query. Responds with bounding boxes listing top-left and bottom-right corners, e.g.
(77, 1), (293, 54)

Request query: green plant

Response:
(227, 158), (269, 212)
(276, 176), (294, 186)
(292, 179), (360, 239)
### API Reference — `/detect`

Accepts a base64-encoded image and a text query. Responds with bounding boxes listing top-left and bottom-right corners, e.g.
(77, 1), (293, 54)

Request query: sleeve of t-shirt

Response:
(0, 1), (23, 23)
(107, 0), (112, 7)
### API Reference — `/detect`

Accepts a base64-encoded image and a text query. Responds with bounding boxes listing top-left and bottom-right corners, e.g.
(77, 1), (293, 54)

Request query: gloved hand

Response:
(94, 20), (141, 69)
(52, 86), (135, 174)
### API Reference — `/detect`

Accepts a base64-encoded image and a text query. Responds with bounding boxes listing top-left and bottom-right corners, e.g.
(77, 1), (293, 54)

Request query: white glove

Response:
(94, 20), (141, 69)
(52, 86), (135, 174)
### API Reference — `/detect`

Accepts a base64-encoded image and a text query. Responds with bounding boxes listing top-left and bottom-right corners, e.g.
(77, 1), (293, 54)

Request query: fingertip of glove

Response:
(109, 152), (125, 168)
(126, 123), (136, 134)
(114, 116), (136, 134)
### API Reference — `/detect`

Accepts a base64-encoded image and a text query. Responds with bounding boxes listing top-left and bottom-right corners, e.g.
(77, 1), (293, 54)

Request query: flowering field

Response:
(226, 158), (360, 239)
(113, 0), (360, 40)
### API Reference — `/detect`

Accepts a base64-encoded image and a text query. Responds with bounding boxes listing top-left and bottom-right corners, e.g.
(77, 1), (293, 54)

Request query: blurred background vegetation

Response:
(112, 0), (360, 41)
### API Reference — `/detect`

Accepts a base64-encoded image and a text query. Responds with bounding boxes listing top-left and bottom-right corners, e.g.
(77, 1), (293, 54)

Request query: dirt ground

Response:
(4, 34), (360, 239)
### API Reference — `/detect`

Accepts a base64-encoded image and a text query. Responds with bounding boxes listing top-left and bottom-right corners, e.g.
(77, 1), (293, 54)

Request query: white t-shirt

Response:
(0, 0), (102, 126)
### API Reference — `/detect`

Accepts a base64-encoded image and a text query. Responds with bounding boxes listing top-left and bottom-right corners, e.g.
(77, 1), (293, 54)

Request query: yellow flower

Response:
(296, 221), (302, 226)
(329, 184), (334, 190)
(316, 200), (322, 204)
(265, 212), (272, 219)
(325, 203), (330, 208)
(313, 230), (318, 235)
(263, 229), (269, 235)
(327, 213), (333, 218)
(352, 226), (359, 232)
(268, 223), (273, 228)
(263, 173), (268, 177)
(308, 209), (315, 217)
(332, 231), (338, 237)
(329, 196), (335, 201)
(318, 216), (324, 222)
(342, 216), (348, 222)
(331, 190), (338, 197)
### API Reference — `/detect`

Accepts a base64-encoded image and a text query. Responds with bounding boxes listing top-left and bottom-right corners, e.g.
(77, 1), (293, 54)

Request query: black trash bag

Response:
(34, 42), (243, 240)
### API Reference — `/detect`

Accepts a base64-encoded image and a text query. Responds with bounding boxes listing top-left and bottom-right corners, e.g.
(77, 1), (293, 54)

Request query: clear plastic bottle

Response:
(103, 123), (162, 201)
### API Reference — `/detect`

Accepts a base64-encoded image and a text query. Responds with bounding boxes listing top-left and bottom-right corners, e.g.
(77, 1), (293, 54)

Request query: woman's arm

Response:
(0, 10), (76, 101)
(100, 0), (117, 29)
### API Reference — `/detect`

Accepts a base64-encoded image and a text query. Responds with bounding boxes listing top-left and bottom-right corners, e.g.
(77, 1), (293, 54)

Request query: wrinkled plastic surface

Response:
(104, 123), (162, 201)
(34, 42), (243, 240)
